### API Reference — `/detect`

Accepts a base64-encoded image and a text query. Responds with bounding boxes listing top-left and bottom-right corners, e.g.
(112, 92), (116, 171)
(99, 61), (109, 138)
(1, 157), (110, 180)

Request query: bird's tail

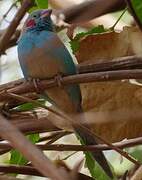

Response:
(73, 124), (113, 178)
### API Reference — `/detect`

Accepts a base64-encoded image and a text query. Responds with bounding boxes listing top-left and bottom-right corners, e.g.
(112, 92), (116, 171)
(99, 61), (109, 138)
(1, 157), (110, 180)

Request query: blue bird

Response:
(18, 9), (113, 178)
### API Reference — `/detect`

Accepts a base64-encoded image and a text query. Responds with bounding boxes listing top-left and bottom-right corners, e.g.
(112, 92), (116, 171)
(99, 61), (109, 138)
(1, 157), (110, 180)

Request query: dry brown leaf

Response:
(76, 26), (142, 64)
(75, 26), (142, 142)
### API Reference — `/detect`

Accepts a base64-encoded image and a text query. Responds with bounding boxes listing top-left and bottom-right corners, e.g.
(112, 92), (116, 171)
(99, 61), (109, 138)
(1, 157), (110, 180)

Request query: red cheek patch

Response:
(26, 19), (36, 28)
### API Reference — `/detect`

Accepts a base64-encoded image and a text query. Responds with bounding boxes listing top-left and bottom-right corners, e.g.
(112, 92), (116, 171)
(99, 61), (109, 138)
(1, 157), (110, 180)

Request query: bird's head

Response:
(24, 9), (54, 32)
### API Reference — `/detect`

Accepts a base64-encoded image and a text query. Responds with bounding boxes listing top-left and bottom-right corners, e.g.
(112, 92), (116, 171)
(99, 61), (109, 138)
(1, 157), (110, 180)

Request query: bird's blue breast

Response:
(18, 33), (32, 78)
(35, 31), (77, 75)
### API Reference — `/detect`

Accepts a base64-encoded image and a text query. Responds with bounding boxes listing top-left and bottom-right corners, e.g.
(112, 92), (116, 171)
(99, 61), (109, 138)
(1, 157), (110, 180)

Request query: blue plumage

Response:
(18, 9), (113, 178)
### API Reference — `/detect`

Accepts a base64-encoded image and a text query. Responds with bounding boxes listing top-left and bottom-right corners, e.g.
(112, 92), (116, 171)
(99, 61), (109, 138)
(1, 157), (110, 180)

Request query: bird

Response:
(18, 9), (113, 178)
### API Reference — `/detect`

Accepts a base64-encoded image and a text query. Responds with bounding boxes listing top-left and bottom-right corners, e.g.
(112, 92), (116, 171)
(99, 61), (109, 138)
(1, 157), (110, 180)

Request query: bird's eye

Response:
(33, 15), (37, 18)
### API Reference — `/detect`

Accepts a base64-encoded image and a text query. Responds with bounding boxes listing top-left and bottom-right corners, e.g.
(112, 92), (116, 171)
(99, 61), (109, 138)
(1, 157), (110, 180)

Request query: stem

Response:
(111, 8), (127, 30)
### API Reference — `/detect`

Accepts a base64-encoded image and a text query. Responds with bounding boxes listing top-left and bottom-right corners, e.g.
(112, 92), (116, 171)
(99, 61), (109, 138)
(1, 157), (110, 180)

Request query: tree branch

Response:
(0, 114), (68, 179)
(78, 56), (142, 73)
(0, 0), (34, 55)
(0, 55), (140, 91)
(0, 136), (142, 153)
(0, 164), (93, 180)
(0, 55), (142, 102)
(61, 0), (126, 23)
(0, 68), (142, 102)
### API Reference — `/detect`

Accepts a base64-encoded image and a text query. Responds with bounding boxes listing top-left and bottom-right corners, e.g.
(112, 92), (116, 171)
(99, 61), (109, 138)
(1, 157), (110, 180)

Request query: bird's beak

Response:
(40, 9), (52, 18)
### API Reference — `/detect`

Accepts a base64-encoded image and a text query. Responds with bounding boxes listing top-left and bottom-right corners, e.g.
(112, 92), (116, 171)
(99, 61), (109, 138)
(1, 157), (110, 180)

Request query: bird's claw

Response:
(1, 103), (11, 118)
(28, 78), (41, 94)
(67, 24), (76, 40)
(54, 74), (63, 88)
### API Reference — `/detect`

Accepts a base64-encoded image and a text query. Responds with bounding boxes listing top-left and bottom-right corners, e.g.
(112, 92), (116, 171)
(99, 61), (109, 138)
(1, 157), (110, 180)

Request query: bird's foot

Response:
(28, 78), (41, 94)
(54, 73), (63, 88)
(52, 12), (69, 29)
(67, 24), (76, 40)
(1, 103), (11, 118)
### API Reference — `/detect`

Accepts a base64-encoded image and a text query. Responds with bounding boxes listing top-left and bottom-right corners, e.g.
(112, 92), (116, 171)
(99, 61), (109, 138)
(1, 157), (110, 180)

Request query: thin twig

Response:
(111, 8), (127, 30)
(12, 116), (58, 133)
(0, 114), (69, 179)
(7, 92), (140, 165)
(38, 131), (71, 142)
(0, 0), (34, 54)
(1, 0), (18, 20)
(1, 135), (142, 151)
(78, 56), (142, 73)
(0, 164), (93, 180)
(0, 165), (42, 177)
(62, 152), (77, 161)
(6, 92), (67, 120)
(46, 131), (71, 145)
(0, 118), (140, 165)
(35, 137), (142, 151)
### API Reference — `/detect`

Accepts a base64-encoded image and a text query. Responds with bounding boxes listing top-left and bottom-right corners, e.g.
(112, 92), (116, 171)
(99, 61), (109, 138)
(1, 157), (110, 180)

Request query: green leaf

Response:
(70, 40), (80, 54)
(75, 25), (106, 40)
(27, 133), (40, 143)
(10, 134), (40, 166)
(29, 6), (39, 13)
(14, 99), (46, 111)
(70, 25), (107, 53)
(76, 134), (114, 179)
(10, 150), (28, 166)
(15, 102), (36, 111)
(85, 152), (111, 180)
(28, 0), (48, 13)
(128, 146), (142, 163)
(35, 0), (48, 9)
(131, 0), (142, 24)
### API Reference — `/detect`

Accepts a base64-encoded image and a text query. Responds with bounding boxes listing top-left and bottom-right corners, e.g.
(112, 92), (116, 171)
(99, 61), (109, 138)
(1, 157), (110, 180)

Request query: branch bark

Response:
(0, 0), (34, 54)
(1, 68), (142, 102)
(61, 0), (126, 23)
(0, 165), (93, 180)
(78, 56), (142, 73)
(0, 114), (68, 179)
(1, 136), (142, 153)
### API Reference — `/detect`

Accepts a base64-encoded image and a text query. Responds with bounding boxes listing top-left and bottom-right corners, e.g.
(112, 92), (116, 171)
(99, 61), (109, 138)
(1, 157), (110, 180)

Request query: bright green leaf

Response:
(27, 133), (40, 143)
(74, 25), (106, 40)
(29, 6), (39, 13)
(28, 0), (49, 13)
(14, 99), (46, 111)
(131, 0), (142, 23)
(84, 152), (114, 180)
(76, 134), (115, 179)
(127, 145), (142, 163)
(70, 40), (80, 54)
(10, 150), (28, 165)
(85, 151), (111, 180)
(15, 102), (36, 111)
(35, 0), (48, 9)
